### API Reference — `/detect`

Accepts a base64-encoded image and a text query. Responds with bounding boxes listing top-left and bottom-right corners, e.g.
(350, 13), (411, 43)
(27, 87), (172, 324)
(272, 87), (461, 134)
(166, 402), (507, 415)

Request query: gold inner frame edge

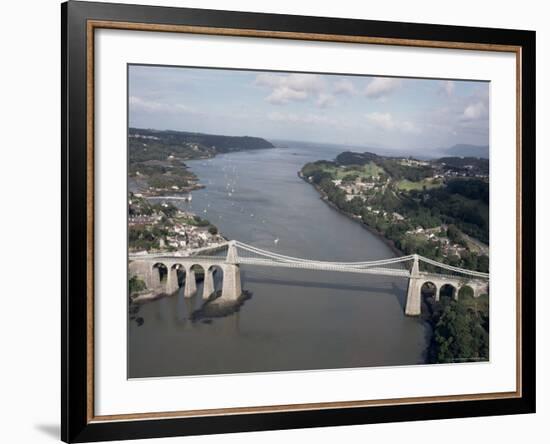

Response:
(85, 19), (523, 423)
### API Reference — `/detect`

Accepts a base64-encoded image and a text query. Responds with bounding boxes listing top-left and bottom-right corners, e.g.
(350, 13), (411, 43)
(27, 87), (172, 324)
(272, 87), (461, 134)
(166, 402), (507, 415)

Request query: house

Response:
(392, 212), (405, 221)
(345, 194), (366, 202)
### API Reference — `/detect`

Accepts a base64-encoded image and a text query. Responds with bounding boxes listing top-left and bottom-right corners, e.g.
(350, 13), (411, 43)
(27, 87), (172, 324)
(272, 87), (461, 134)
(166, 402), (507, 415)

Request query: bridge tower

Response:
(221, 241), (242, 302)
(405, 254), (422, 316)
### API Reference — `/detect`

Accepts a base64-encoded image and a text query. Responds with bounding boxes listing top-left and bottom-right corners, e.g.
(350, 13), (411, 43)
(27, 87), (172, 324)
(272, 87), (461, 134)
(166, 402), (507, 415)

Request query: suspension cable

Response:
(235, 241), (414, 267)
(418, 255), (489, 278)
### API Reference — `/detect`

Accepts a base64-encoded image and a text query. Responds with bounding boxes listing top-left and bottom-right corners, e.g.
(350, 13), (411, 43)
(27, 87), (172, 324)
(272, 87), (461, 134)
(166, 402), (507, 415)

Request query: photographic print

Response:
(127, 65), (490, 379)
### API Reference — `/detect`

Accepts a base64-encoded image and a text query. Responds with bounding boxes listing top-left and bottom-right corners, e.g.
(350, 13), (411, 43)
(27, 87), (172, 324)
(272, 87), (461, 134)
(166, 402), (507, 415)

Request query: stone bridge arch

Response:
(458, 284), (474, 299)
(129, 257), (242, 302)
(406, 272), (489, 316)
(202, 266), (215, 299)
(420, 279), (439, 299)
(188, 264), (205, 298)
(172, 264), (186, 288)
(165, 263), (184, 294)
(181, 263), (199, 298)
(152, 262), (168, 289)
(420, 281), (438, 301)
(439, 283), (458, 301)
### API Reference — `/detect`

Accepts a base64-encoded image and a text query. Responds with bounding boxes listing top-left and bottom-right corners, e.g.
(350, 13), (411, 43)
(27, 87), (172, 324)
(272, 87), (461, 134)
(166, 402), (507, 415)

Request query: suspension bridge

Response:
(129, 240), (489, 316)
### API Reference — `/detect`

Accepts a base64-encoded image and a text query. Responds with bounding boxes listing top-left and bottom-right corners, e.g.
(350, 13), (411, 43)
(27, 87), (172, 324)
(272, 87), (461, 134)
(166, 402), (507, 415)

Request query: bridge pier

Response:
(150, 264), (162, 290)
(405, 277), (422, 316)
(184, 267), (197, 298)
(165, 267), (180, 294)
(220, 264), (241, 302)
(202, 268), (215, 299)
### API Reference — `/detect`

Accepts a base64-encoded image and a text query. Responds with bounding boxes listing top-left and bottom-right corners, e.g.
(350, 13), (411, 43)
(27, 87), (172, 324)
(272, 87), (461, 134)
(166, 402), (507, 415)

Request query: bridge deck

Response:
(237, 258), (411, 277)
(129, 240), (489, 282)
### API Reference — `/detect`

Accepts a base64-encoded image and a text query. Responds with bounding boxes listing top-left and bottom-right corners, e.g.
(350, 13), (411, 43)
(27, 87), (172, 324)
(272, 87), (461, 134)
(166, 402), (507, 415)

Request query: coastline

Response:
(130, 136), (276, 197)
(297, 171), (405, 258)
(298, 170), (431, 364)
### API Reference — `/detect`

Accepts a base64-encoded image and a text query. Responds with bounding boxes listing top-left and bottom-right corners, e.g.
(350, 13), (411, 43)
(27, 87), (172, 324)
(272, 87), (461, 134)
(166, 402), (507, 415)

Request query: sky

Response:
(128, 64), (489, 153)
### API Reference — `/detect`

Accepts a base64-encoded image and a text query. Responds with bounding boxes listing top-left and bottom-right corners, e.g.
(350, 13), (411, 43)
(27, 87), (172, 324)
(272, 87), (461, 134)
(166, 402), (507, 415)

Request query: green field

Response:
(396, 178), (443, 191)
(319, 161), (384, 180)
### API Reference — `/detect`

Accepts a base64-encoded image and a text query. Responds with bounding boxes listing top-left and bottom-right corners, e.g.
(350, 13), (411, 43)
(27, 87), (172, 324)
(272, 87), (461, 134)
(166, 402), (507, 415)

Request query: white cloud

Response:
(255, 73), (324, 91)
(365, 78), (401, 99)
(461, 101), (488, 120)
(316, 93), (335, 108)
(366, 112), (394, 130)
(268, 111), (342, 126)
(365, 112), (420, 133)
(255, 73), (326, 105)
(266, 86), (308, 104)
(333, 79), (356, 95)
(129, 96), (191, 114)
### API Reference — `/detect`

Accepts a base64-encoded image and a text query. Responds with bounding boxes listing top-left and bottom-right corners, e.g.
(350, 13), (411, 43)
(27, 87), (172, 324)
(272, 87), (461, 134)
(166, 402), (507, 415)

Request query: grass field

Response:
(396, 178), (443, 191)
(319, 162), (384, 180)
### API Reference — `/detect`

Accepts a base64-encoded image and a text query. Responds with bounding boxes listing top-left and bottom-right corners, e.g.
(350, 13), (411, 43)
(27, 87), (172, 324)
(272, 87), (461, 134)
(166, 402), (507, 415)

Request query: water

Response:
(128, 144), (429, 378)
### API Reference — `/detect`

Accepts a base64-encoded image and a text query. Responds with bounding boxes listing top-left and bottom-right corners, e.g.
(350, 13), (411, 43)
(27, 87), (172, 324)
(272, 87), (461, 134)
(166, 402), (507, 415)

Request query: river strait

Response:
(128, 143), (429, 378)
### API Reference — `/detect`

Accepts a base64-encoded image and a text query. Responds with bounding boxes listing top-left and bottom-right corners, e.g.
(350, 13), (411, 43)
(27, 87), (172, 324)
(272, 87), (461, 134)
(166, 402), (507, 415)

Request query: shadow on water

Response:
(128, 298), (144, 327)
(244, 276), (408, 310)
(190, 290), (253, 322)
(129, 287), (254, 327)
(129, 271), (409, 332)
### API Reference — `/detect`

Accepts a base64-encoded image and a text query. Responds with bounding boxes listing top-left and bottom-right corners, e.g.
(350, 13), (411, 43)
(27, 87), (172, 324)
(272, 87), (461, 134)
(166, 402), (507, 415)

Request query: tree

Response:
(430, 299), (489, 363)
(129, 275), (146, 294)
(345, 196), (364, 215)
(477, 255), (489, 273)
(379, 188), (401, 211)
(447, 224), (462, 243)
(341, 173), (359, 184)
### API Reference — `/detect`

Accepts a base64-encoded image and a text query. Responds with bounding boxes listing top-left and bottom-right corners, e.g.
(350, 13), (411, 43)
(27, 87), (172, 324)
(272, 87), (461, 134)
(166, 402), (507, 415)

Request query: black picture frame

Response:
(62, 1), (536, 442)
